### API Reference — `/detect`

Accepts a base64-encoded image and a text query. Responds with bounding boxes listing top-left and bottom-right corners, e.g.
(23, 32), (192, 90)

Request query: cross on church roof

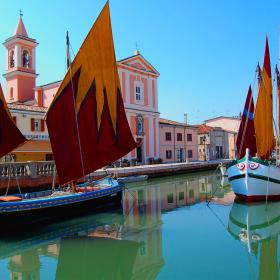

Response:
(19, 10), (23, 17)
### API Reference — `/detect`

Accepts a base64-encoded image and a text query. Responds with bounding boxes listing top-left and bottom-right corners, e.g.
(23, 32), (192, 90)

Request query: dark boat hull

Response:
(0, 187), (123, 232)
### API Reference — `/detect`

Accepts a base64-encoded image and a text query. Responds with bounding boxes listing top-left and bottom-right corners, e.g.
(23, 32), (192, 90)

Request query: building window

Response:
(200, 136), (207, 145)
(188, 150), (193, 158)
(167, 193), (174, 204)
(9, 50), (15, 68)
(134, 82), (143, 104)
(135, 86), (141, 101)
(177, 133), (182, 141)
(10, 87), (14, 100)
(189, 189), (194, 199)
(166, 150), (172, 159)
(34, 119), (40, 131)
(165, 132), (171, 141)
(22, 50), (30, 68)
(187, 134), (192, 141)
(31, 118), (45, 132)
(179, 191), (184, 201)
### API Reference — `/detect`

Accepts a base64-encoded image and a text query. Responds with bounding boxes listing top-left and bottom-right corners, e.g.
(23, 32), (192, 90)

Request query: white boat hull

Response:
(227, 152), (280, 201)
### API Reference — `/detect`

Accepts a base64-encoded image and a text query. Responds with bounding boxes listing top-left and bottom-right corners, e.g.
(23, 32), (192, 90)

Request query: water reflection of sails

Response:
(228, 202), (279, 279)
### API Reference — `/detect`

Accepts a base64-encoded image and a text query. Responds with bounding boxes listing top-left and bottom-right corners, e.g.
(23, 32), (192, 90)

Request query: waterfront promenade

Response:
(0, 160), (229, 193)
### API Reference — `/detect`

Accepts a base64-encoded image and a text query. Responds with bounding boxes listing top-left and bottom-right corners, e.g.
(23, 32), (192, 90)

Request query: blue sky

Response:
(0, 0), (280, 124)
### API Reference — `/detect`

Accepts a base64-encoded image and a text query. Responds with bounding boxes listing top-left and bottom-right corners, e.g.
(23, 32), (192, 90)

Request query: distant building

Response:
(2, 16), (160, 163)
(159, 118), (198, 163)
(197, 124), (236, 161)
(204, 116), (240, 133)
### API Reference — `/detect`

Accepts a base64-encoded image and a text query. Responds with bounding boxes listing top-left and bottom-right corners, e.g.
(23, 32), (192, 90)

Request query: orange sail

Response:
(254, 37), (275, 159)
(0, 84), (26, 158)
(46, 3), (137, 184)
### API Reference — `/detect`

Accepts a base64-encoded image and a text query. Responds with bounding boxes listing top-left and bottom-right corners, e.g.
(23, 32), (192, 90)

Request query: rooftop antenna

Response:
(184, 113), (188, 124)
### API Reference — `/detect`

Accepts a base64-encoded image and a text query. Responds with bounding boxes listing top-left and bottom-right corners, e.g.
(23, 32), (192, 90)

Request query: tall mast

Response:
(66, 31), (86, 185)
(66, 31), (71, 69)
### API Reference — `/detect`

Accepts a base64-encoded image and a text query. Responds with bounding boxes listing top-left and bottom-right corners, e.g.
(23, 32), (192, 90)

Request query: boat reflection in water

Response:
(0, 173), (230, 279)
(228, 201), (280, 280)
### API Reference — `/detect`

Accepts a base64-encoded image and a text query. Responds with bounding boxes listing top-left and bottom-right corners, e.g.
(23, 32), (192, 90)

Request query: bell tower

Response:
(3, 13), (38, 103)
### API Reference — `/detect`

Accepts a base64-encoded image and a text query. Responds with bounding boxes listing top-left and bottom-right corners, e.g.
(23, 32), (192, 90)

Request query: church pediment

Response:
(118, 53), (159, 76)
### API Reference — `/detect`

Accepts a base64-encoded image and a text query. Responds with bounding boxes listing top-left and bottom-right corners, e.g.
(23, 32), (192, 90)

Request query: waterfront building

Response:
(197, 124), (236, 161)
(2, 16), (160, 163)
(159, 118), (198, 163)
(204, 116), (240, 133)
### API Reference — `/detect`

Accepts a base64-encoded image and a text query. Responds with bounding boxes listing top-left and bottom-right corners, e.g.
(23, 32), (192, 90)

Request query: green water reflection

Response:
(0, 172), (278, 279)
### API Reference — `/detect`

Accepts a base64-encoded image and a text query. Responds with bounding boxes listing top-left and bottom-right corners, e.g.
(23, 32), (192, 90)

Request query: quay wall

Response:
(0, 161), (228, 194)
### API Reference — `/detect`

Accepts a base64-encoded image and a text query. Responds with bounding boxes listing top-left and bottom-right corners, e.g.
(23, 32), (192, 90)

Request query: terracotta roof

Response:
(8, 103), (47, 113)
(35, 80), (61, 89)
(159, 118), (198, 128)
(15, 16), (28, 37)
(197, 124), (213, 134)
(13, 140), (52, 152)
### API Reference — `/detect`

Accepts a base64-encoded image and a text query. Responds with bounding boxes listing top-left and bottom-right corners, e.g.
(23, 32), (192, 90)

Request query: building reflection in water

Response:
(228, 201), (280, 280)
(4, 173), (229, 280)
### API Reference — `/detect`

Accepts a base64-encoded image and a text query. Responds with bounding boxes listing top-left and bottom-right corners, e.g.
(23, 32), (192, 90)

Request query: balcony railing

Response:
(0, 161), (55, 179)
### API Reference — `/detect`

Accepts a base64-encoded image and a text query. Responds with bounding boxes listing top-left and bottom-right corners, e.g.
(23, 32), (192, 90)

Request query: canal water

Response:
(0, 171), (278, 279)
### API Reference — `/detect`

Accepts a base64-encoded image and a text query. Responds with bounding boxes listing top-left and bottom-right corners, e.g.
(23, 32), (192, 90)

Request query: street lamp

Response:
(202, 136), (207, 161)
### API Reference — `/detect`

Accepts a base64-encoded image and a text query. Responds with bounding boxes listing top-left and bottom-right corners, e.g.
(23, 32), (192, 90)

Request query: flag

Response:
(0, 84), (26, 158)
(254, 37), (275, 159)
(236, 85), (257, 158)
(46, 3), (137, 184)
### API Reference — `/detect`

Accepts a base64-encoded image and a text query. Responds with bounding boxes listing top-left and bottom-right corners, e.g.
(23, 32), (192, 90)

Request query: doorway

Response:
(136, 138), (143, 163)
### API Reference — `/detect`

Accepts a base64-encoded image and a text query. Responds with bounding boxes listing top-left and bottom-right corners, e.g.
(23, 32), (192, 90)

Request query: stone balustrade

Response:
(0, 161), (56, 179)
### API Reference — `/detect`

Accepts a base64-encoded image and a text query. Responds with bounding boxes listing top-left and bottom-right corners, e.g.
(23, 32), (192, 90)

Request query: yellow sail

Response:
(254, 37), (275, 159)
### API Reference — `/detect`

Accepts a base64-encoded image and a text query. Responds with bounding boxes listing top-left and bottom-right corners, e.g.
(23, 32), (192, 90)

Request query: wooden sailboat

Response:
(0, 3), (137, 229)
(227, 37), (280, 201)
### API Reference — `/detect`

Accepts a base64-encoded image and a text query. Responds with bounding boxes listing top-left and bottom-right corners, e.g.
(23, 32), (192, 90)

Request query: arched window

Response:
(10, 87), (14, 100)
(22, 50), (30, 68)
(9, 50), (15, 68)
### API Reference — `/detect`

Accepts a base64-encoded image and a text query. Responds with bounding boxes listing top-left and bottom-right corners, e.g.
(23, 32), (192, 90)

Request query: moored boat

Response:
(227, 149), (280, 201)
(0, 2), (137, 229)
(118, 175), (148, 183)
(227, 37), (280, 201)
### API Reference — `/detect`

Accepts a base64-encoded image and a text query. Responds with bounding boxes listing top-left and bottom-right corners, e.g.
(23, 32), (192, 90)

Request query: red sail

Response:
(46, 3), (137, 184)
(0, 84), (26, 158)
(236, 85), (257, 158)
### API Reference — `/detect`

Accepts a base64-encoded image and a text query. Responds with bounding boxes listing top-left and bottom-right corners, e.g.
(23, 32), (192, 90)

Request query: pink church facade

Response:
(3, 16), (160, 164)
